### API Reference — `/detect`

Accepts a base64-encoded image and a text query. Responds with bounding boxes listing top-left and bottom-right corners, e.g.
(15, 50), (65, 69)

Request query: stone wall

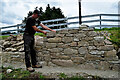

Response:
(35, 25), (119, 70)
(1, 25), (119, 70)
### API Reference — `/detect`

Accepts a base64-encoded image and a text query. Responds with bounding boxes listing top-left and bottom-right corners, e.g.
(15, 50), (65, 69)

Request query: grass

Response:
(95, 27), (120, 48)
(1, 33), (46, 40)
(1, 66), (106, 79)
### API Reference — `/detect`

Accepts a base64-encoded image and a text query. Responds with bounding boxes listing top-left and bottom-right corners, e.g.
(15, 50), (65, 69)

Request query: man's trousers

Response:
(23, 33), (37, 68)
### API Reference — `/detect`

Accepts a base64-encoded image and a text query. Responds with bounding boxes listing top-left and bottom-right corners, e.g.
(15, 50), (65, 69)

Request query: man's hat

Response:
(33, 10), (41, 16)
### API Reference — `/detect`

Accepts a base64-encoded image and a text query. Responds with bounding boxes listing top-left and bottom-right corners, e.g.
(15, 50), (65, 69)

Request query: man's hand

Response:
(43, 31), (47, 35)
(52, 30), (56, 33)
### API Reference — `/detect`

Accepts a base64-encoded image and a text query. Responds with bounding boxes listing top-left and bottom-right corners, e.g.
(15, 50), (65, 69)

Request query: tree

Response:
(22, 4), (67, 29)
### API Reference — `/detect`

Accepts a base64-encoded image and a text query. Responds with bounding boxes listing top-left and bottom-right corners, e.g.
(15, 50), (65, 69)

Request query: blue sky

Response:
(0, 0), (119, 27)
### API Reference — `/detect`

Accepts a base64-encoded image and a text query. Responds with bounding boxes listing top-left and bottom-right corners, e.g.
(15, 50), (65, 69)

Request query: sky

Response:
(0, 0), (120, 28)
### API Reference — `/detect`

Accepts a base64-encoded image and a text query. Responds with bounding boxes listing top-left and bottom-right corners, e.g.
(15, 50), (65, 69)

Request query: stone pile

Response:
(1, 34), (44, 52)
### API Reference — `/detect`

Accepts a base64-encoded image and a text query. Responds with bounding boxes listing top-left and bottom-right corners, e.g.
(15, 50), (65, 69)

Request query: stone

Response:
(19, 47), (24, 52)
(73, 38), (79, 42)
(47, 32), (56, 38)
(94, 41), (104, 46)
(49, 48), (63, 53)
(3, 41), (12, 48)
(35, 36), (44, 46)
(7, 69), (13, 73)
(56, 34), (65, 37)
(11, 41), (24, 47)
(57, 29), (68, 34)
(52, 60), (74, 67)
(84, 37), (93, 41)
(98, 61), (110, 70)
(16, 34), (23, 41)
(68, 29), (79, 34)
(5, 48), (17, 52)
(89, 50), (104, 55)
(82, 28), (94, 31)
(35, 46), (42, 51)
(48, 38), (62, 43)
(104, 50), (117, 57)
(66, 34), (74, 37)
(87, 31), (97, 37)
(78, 47), (88, 54)
(94, 36), (104, 42)
(70, 42), (77, 47)
(45, 43), (57, 48)
(75, 34), (86, 39)
(85, 53), (102, 60)
(88, 46), (96, 50)
(71, 57), (85, 64)
(62, 37), (73, 43)
(97, 45), (114, 51)
(64, 48), (78, 55)
(78, 41), (89, 47)
(104, 39), (112, 45)
(57, 43), (69, 48)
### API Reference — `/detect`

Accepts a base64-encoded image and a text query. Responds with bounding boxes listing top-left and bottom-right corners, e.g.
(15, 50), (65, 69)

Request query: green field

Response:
(95, 27), (120, 48)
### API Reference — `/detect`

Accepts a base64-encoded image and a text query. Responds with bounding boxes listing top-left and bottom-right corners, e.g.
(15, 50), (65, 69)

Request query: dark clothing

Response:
(23, 16), (41, 68)
(23, 33), (37, 68)
(25, 16), (41, 35)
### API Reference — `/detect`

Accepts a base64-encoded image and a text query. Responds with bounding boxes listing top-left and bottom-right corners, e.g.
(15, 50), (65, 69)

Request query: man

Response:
(23, 10), (56, 72)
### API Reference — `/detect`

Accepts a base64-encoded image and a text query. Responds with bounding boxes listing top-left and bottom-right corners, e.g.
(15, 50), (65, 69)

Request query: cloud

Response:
(0, 0), (120, 28)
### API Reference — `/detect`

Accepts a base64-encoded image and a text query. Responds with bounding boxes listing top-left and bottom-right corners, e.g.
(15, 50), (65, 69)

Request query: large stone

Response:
(57, 43), (69, 48)
(56, 34), (65, 37)
(89, 50), (104, 55)
(68, 29), (79, 34)
(48, 38), (62, 43)
(49, 48), (63, 53)
(104, 39), (112, 45)
(98, 61), (110, 70)
(52, 60), (74, 67)
(94, 36), (104, 42)
(16, 34), (23, 41)
(11, 41), (24, 47)
(71, 57), (85, 64)
(57, 29), (68, 34)
(64, 48), (78, 54)
(62, 37), (73, 43)
(35, 36), (44, 46)
(47, 32), (56, 38)
(3, 41), (11, 48)
(75, 34), (86, 39)
(104, 50), (116, 57)
(5, 48), (17, 52)
(88, 46), (96, 50)
(70, 42), (77, 47)
(78, 47), (88, 54)
(85, 53), (102, 60)
(97, 45), (114, 51)
(94, 41), (104, 46)
(45, 43), (57, 48)
(78, 41), (89, 47)
(87, 31), (97, 37)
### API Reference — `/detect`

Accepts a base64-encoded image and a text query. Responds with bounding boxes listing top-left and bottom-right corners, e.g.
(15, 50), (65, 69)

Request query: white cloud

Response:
(0, 0), (120, 28)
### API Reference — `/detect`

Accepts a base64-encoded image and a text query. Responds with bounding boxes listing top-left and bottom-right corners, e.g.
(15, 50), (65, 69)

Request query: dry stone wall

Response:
(35, 25), (119, 70)
(1, 25), (119, 70)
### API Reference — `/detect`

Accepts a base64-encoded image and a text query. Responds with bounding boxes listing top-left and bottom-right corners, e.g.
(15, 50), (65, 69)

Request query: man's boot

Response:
(27, 67), (35, 72)
(32, 65), (42, 68)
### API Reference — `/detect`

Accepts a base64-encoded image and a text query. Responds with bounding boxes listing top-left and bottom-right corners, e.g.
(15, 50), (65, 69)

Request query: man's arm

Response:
(32, 26), (47, 34)
(39, 23), (56, 32)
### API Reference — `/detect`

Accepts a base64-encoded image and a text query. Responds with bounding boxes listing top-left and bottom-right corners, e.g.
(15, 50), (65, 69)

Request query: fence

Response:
(0, 14), (120, 35)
